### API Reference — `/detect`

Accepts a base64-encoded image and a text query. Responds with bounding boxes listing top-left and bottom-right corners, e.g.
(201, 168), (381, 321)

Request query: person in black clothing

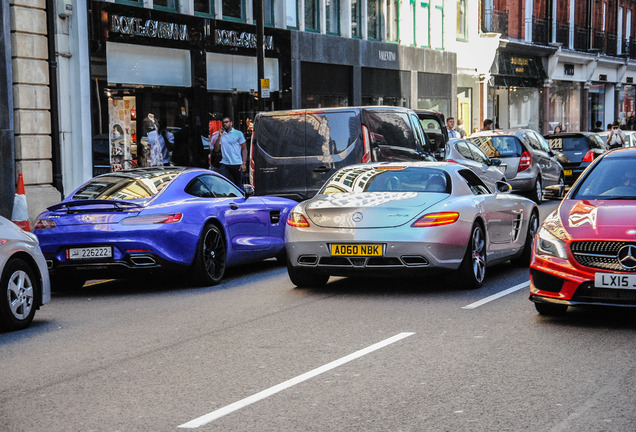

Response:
(591, 120), (603, 132)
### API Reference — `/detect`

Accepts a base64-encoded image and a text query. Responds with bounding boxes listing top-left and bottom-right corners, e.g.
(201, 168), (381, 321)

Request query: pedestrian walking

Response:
(482, 118), (493, 131)
(148, 119), (174, 166)
(455, 119), (467, 138)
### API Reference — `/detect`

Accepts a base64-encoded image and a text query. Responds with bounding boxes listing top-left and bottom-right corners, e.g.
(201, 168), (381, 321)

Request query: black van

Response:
(249, 106), (443, 201)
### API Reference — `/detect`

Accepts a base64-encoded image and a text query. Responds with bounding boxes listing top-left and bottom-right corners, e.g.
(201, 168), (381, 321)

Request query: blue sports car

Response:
(33, 167), (296, 290)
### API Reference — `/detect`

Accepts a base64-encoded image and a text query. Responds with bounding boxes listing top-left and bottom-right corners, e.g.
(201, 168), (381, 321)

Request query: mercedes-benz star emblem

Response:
(352, 212), (363, 222)
(617, 245), (636, 269)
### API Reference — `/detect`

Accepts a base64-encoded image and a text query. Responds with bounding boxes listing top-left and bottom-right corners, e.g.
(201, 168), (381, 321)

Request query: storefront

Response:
(89, 2), (291, 173)
(292, 32), (456, 114)
(617, 84), (636, 129)
(588, 83), (607, 130)
(488, 48), (549, 132)
(548, 80), (581, 133)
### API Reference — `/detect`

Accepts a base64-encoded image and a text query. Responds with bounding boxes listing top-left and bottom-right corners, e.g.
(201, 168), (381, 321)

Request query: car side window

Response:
(363, 111), (417, 151)
(410, 114), (428, 152)
(185, 177), (215, 198)
(535, 132), (552, 153)
(466, 142), (490, 164)
(455, 141), (474, 160)
(200, 174), (243, 198)
(523, 132), (542, 151)
(458, 169), (491, 195)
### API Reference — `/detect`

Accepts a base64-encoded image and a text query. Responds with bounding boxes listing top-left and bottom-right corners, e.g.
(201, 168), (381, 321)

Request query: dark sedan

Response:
(544, 132), (607, 185)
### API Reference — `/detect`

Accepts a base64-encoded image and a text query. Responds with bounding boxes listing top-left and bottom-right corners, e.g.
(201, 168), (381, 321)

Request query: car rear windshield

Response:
(547, 137), (589, 152)
(255, 111), (359, 157)
(467, 136), (522, 157)
(71, 171), (180, 200)
(319, 166), (451, 194)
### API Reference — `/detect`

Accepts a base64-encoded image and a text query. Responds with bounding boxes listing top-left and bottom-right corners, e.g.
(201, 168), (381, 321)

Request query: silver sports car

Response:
(285, 162), (539, 289)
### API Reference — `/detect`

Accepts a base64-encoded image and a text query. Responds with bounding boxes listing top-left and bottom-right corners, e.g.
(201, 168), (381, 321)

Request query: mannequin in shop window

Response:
(148, 119), (175, 166)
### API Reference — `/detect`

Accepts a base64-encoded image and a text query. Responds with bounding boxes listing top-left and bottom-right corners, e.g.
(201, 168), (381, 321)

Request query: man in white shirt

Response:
(606, 121), (626, 149)
(446, 117), (458, 139)
(213, 117), (247, 188)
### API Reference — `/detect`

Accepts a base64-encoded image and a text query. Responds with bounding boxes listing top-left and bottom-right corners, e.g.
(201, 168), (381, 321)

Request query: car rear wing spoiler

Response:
(47, 199), (144, 213)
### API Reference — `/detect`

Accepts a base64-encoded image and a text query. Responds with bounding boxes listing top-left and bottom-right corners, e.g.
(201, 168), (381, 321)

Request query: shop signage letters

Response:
(110, 14), (189, 41)
(215, 29), (274, 50)
(378, 50), (397, 62)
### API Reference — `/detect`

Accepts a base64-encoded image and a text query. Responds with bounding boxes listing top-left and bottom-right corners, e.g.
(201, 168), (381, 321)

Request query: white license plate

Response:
(66, 246), (113, 260)
(594, 273), (636, 289)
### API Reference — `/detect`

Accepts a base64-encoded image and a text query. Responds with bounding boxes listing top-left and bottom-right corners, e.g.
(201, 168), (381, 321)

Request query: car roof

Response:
(544, 132), (594, 138)
(470, 128), (535, 137)
(603, 147), (636, 158)
(343, 161), (467, 173)
(257, 106), (416, 117)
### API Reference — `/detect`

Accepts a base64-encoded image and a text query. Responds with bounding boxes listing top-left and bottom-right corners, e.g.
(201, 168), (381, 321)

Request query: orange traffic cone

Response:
(11, 173), (31, 231)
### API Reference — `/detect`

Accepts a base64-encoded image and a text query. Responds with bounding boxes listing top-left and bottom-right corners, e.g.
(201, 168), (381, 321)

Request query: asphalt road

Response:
(2, 201), (636, 432)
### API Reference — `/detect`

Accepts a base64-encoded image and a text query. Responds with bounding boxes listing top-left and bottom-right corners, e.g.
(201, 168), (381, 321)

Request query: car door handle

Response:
(229, 203), (239, 210)
(313, 166), (331, 173)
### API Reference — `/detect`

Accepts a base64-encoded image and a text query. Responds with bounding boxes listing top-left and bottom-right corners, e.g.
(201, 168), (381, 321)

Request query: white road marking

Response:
(462, 281), (530, 309)
(178, 332), (415, 429)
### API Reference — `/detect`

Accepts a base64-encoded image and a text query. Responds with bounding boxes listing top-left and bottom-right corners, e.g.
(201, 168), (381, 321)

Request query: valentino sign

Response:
(110, 15), (189, 41)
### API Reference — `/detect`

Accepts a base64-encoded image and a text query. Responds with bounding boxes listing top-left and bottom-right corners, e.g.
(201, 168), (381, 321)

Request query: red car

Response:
(530, 147), (636, 315)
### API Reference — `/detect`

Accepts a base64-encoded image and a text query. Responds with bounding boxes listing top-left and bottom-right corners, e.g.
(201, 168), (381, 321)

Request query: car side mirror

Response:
(490, 158), (502, 166)
(243, 184), (255, 198)
(495, 180), (511, 194)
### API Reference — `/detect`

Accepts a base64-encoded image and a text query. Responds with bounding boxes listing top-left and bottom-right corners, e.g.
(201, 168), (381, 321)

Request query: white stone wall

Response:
(10, 0), (61, 223)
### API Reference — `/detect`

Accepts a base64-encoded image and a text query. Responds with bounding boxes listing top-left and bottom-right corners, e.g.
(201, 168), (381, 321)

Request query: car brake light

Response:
(120, 213), (183, 225)
(287, 212), (310, 228)
(518, 151), (531, 172)
(582, 149), (595, 162)
(411, 212), (459, 227)
(446, 159), (459, 163)
(33, 219), (57, 229)
(362, 125), (371, 163)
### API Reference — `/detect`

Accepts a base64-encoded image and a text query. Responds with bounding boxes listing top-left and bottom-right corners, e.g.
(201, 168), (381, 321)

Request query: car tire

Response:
(534, 302), (568, 316)
(50, 276), (85, 293)
(286, 259), (329, 288)
(0, 258), (38, 332)
(528, 177), (543, 203)
(511, 210), (539, 267)
(193, 223), (226, 286)
(457, 222), (486, 289)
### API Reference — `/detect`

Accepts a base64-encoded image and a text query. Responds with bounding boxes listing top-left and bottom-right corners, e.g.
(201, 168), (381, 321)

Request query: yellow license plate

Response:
(330, 244), (383, 256)
(564, 169), (572, 176)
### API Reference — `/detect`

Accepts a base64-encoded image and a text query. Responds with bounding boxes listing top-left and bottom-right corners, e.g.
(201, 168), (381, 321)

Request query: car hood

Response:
(303, 192), (447, 228)
(558, 199), (636, 240)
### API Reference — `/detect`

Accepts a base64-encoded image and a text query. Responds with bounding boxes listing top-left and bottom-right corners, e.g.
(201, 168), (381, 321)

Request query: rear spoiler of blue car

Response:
(47, 199), (144, 213)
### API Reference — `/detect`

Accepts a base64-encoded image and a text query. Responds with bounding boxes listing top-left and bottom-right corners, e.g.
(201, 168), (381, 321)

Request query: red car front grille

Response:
(570, 241), (636, 272)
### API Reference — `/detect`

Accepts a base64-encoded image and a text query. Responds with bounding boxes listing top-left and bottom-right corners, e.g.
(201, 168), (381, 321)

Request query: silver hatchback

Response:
(444, 138), (507, 192)
(468, 129), (564, 203)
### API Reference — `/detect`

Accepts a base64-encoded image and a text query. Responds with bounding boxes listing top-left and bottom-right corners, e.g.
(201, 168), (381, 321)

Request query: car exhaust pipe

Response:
(129, 255), (157, 266)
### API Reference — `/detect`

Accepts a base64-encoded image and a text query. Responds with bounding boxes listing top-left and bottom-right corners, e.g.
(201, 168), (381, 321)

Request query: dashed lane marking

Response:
(462, 281), (530, 309)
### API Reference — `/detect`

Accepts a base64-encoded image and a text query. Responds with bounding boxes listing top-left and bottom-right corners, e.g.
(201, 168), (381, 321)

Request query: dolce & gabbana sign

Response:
(110, 14), (189, 41)
(215, 29), (274, 50)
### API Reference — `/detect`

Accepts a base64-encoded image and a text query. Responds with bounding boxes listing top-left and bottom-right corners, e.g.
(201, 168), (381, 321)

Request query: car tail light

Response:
(582, 149), (595, 162)
(287, 212), (310, 228)
(120, 213), (183, 225)
(411, 212), (459, 227)
(446, 159), (459, 163)
(362, 125), (371, 163)
(518, 151), (531, 172)
(33, 219), (56, 229)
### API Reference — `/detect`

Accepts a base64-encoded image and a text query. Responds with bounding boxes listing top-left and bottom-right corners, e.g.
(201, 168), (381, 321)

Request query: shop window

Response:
(456, 0), (467, 41)
(326, 0), (340, 35)
(223, 0), (245, 22)
(194, 0), (213, 16)
(115, 0), (143, 6)
(351, 0), (361, 38)
(286, 0), (298, 29)
(153, 0), (178, 11)
(253, 0), (274, 26)
(305, 0), (320, 32)
(386, 0), (399, 42)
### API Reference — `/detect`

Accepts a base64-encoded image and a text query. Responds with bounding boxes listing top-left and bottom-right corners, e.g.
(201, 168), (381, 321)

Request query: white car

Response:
(0, 215), (51, 331)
